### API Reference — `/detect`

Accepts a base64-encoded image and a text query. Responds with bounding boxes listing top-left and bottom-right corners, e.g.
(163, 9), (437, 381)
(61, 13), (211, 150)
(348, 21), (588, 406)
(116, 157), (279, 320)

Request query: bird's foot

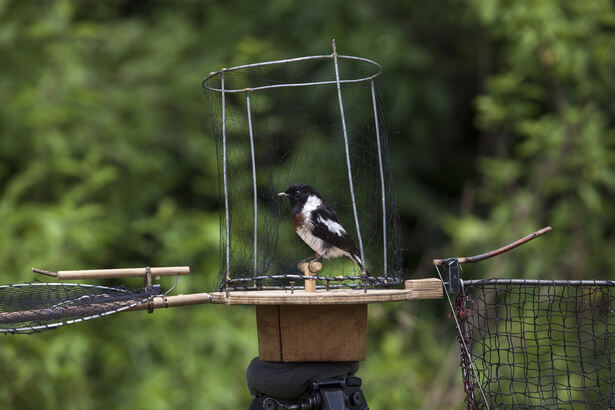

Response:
(297, 252), (327, 273)
(308, 250), (328, 273)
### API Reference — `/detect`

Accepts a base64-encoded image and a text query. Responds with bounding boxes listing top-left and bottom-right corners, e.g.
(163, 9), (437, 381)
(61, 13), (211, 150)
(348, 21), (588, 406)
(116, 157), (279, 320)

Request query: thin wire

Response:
(435, 266), (491, 409)
(221, 273), (401, 283)
(0, 282), (135, 292)
(332, 39), (365, 270)
(221, 71), (231, 283)
(163, 274), (180, 298)
(246, 91), (258, 281)
(202, 54), (383, 93)
(463, 279), (615, 287)
(206, 54), (380, 74)
(370, 80), (387, 275)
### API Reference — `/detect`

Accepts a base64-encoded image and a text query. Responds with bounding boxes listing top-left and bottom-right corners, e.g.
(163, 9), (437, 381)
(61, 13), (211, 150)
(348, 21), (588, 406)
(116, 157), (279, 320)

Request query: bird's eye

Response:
(295, 190), (300, 196)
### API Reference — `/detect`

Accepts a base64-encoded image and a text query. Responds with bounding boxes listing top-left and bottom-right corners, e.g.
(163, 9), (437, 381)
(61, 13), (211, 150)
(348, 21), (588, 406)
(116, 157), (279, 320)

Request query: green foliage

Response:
(449, 0), (615, 282)
(1, 0), (615, 408)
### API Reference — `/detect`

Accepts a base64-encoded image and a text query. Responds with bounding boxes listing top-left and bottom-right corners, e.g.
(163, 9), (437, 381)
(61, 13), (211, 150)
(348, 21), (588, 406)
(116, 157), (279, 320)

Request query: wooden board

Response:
(211, 278), (442, 305)
(256, 304), (367, 362)
(256, 305), (282, 361)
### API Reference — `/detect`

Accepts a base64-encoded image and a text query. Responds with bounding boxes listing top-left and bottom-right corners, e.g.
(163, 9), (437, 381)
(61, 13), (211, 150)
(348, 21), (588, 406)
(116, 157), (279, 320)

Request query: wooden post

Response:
(297, 261), (322, 292)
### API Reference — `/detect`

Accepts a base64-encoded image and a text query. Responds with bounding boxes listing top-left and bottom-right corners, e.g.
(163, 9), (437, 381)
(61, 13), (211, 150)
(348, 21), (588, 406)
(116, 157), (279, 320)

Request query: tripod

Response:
(247, 358), (369, 410)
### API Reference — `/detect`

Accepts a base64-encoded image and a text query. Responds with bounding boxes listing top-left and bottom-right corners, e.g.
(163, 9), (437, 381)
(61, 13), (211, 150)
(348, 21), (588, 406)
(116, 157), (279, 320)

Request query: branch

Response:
(433, 226), (552, 266)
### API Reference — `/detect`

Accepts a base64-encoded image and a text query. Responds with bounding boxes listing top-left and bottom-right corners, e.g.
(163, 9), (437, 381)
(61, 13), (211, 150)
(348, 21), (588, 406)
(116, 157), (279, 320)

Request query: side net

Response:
(0, 283), (159, 334)
(203, 50), (404, 291)
(457, 279), (615, 409)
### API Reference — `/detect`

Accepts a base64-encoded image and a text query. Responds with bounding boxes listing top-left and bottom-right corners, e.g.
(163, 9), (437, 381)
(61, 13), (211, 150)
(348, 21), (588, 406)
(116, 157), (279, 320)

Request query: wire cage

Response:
(203, 41), (405, 292)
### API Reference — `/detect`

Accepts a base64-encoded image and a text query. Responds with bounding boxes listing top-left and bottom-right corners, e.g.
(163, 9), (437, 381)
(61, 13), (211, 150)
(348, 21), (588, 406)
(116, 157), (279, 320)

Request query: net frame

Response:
(0, 282), (159, 334)
(203, 40), (404, 292)
(456, 278), (615, 409)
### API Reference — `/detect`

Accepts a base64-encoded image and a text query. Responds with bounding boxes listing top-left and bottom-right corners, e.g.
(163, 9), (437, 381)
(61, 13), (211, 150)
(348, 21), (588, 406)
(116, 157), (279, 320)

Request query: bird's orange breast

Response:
(292, 213), (306, 230)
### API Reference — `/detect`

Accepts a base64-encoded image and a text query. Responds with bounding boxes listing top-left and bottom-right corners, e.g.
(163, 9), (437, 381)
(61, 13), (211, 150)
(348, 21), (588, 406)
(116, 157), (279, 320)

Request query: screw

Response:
(263, 397), (277, 410)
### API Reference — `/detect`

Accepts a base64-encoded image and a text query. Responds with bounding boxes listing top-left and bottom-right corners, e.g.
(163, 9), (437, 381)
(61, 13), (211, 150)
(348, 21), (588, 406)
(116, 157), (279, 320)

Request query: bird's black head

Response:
(278, 183), (321, 208)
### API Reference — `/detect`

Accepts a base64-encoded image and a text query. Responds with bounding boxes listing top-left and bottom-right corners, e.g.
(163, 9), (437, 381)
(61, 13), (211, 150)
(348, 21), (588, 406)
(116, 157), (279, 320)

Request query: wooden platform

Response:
(210, 278), (443, 305)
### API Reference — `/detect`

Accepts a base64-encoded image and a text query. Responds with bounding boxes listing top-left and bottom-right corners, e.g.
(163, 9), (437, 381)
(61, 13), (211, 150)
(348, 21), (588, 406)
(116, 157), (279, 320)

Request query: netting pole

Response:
(370, 79), (387, 275)
(221, 70), (231, 296)
(457, 289), (477, 408)
(246, 90), (258, 287)
(332, 39), (366, 285)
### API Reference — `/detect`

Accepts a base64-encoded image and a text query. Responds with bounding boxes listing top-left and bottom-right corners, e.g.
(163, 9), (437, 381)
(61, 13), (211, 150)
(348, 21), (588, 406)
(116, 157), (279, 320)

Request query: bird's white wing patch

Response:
(303, 195), (322, 212)
(317, 216), (347, 236)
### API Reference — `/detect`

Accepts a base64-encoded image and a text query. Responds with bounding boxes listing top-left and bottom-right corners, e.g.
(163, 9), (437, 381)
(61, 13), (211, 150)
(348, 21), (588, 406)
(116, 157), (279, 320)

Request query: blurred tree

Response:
(447, 0), (615, 281)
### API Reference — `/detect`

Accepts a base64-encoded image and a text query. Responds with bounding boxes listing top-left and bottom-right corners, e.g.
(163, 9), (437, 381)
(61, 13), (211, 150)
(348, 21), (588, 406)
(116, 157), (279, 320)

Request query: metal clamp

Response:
(447, 258), (460, 294)
(145, 266), (154, 314)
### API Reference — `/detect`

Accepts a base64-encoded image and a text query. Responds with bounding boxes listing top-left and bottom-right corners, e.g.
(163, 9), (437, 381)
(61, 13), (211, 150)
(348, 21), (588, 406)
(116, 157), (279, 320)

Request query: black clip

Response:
(447, 258), (460, 294)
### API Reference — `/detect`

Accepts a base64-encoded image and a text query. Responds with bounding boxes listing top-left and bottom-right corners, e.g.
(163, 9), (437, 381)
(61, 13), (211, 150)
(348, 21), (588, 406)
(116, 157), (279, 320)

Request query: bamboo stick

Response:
(127, 293), (212, 311)
(55, 266), (190, 280)
(0, 292), (212, 326)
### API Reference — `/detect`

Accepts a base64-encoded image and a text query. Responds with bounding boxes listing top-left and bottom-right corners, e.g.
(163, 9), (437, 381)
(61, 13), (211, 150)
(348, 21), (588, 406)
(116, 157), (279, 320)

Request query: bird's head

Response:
(278, 183), (321, 207)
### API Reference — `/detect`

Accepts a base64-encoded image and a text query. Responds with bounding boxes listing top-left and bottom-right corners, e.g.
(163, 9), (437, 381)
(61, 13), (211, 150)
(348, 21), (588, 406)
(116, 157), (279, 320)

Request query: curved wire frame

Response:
(204, 40), (398, 292)
(0, 283), (159, 334)
(202, 54), (383, 93)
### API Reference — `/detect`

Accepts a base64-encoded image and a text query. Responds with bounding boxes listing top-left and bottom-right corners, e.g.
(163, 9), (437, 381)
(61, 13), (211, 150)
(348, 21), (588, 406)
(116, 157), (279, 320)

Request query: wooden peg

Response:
(298, 261), (322, 292)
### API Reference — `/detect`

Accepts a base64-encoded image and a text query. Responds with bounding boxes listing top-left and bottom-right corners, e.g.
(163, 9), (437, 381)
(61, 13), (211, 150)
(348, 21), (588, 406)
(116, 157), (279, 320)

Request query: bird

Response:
(278, 183), (367, 274)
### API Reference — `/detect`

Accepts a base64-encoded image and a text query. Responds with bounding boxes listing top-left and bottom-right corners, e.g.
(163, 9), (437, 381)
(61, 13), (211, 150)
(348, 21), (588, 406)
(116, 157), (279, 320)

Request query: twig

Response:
(32, 268), (58, 277)
(432, 226), (552, 266)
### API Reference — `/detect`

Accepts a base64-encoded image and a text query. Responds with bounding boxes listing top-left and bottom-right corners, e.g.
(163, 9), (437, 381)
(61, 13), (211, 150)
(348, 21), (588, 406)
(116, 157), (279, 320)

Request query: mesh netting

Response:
(0, 283), (159, 334)
(203, 48), (404, 291)
(457, 279), (615, 409)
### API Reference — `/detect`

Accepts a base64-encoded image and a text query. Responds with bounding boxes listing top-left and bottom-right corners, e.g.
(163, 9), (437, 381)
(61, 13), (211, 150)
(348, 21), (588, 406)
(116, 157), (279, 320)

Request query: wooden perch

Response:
(297, 261), (322, 292)
(33, 266), (190, 280)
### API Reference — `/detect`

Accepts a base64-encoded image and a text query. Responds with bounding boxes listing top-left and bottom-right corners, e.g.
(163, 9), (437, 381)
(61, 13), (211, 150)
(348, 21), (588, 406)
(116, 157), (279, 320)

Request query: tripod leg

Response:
(320, 388), (346, 410)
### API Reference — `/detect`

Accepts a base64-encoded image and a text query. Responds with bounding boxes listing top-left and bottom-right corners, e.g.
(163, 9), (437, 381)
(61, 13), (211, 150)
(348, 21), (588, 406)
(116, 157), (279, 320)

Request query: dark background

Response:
(2, 0), (614, 408)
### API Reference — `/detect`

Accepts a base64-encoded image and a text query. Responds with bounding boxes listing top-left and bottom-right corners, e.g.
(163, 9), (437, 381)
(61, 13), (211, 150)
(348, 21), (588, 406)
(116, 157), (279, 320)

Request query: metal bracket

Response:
(253, 376), (367, 410)
(447, 258), (460, 294)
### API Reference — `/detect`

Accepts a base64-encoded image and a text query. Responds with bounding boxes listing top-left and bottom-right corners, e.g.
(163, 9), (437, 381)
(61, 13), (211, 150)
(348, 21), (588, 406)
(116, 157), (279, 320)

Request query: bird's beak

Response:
(277, 192), (289, 197)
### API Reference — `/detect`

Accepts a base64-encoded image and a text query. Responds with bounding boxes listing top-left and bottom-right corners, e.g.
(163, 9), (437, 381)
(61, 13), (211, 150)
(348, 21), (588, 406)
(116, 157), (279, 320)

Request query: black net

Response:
(457, 279), (615, 409)
(0, 283), (159, 334)
(203, 51), (404, 291)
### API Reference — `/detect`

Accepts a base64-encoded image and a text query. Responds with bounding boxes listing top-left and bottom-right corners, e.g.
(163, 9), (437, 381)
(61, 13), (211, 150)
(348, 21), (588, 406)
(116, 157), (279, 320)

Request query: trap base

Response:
(224, 279), (443, 362)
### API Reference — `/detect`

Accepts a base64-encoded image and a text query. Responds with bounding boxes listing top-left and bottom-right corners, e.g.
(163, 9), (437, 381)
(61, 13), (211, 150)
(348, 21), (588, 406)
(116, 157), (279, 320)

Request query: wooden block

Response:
(404, 278), (443, 299)
(256, 304), (367, 362)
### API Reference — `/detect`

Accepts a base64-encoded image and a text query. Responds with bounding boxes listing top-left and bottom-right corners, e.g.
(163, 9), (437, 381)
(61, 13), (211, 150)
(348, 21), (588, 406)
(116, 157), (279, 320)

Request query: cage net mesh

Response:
(0, 283), (159, 334)
(457, 279), (615, 409)
(203, 52), (404, 291)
